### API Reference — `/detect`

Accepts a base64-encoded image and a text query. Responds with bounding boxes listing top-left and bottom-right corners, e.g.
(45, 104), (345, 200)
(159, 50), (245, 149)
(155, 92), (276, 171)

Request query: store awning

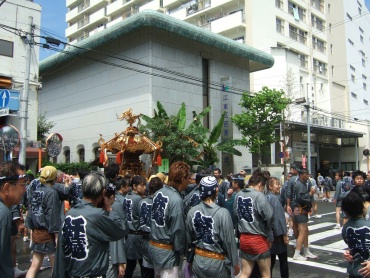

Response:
(284, 121), (364, 138)
(12, 147), (47, 159)
(0, 77), (12, 89)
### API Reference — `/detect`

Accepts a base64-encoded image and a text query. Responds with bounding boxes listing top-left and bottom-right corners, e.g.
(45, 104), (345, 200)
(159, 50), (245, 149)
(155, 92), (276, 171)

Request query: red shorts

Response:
(240, 233), (269, 255)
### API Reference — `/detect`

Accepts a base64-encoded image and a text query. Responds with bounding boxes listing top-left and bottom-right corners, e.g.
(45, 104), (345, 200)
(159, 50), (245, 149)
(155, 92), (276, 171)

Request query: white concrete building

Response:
(0, 0), (42, 171)
(39, 11), (274, 173)
(62, 0), (370, 173)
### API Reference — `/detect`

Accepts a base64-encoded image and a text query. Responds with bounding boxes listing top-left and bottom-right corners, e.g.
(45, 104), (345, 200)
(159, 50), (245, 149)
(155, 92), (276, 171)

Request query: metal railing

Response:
(78, 0), (90, 12)
(77, 17), (90, 29)
(186, 0), (211, 16)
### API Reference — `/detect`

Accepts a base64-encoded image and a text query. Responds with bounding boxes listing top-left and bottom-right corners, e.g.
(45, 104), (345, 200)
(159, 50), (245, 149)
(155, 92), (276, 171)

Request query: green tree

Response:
(140, 102), (202, 165)
(37, 112), (55, 146)
(140, 101), (241, 168)
(231, 87), (290, 167)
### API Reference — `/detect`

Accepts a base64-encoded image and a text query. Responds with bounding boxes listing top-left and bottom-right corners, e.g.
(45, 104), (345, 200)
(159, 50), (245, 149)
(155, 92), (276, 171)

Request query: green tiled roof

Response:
(40, 10), (274, 74)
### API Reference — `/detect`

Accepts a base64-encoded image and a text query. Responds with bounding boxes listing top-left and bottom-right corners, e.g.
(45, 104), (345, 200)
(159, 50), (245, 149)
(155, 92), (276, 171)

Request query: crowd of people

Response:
(2, 159), (370, 278)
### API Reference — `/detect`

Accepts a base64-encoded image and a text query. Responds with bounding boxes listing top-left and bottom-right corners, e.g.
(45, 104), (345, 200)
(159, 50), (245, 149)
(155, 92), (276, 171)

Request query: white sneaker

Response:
(322, 197), (327, 201)
(334, 224), (341, 229)
(328, 199), (333, 203)
(288, 229), (293, 237)
(305, 251), (318, 259)
(308, 214), (311, 219)
(14, 267), (27, 277)
(293, 254), (307, 261)
(314, 214), (322, 219)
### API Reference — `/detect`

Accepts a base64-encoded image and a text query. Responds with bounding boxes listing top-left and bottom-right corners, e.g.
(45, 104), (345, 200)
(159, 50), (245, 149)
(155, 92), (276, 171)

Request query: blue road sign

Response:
(0, 89), (20, 111)
(0, 90), (10, 108)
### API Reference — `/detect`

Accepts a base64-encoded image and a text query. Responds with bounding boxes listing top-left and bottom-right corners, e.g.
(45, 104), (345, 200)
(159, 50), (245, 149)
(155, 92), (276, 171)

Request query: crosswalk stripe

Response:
(287, 257), (347, 273)
(308, 222), (337, 231)
(308, 228), (342, 242)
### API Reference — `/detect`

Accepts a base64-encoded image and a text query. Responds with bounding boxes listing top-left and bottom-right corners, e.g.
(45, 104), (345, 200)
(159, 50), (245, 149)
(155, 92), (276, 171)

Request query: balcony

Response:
(78, 0), (90, 12)
(169, 0), (231, 20)
(210, 11), (245, 34)
(139, 0), (164, 12)
(66, 8), (107, 38)
(78, 17), (90, 29)
(163, 0), (178, 8)
(67, 0), (79, 8)
(186, 0), (211, 16)
(67, 0), (108, 22)
(107, 0), (131, 17)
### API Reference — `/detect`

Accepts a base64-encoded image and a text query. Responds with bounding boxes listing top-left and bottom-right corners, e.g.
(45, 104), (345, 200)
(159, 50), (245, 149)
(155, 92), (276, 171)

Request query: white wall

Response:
(39, 27), (253, 173)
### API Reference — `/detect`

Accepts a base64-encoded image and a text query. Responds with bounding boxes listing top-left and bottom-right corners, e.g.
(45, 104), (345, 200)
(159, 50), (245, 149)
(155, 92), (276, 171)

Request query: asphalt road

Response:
(15, 197), (348, 278)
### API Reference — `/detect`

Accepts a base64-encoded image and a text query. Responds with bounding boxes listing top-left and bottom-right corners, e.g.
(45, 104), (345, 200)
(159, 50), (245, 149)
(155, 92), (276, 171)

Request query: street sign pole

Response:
(19, 16), (33, 166)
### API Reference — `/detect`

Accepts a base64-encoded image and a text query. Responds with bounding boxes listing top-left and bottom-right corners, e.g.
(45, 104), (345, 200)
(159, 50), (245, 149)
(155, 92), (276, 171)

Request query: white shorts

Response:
(154, 266), (179, 278)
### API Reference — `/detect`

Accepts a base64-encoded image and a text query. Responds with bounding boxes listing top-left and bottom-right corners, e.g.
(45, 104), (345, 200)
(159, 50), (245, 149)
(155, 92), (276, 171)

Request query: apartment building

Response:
(0, 0), (42, 170)
(64, 0), (369, 172)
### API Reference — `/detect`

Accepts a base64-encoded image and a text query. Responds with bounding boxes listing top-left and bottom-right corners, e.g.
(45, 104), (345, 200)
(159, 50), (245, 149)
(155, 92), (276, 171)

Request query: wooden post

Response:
(38, 141), (42, 171)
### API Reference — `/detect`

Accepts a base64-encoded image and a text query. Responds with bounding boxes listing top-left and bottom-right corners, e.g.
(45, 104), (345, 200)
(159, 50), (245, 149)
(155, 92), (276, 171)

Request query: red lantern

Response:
(157, 154), (162, 166)
(116, 152), (122, 164)
(99, 150), (104, 163)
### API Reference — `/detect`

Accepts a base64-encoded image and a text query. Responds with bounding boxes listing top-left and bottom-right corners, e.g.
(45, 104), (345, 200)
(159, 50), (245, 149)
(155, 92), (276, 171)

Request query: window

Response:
(351, 75), (355, 82)
(331, 65), (334, 76)
(363, 59), (366, 67)
(359, 27), (364, 33)
(329, 23), (332, 33)
(313, 59), (326, 75)
(298, 54), (308, 68)
(311, 0), (324, 12)
(312, 36), (326, 53)
(350, 65), (356, 71)
(288, 2), (306, 22)
(364, 99), (368, 105)
(328, 3), (331, 14)
(311, 15), (324, 31)
(360, 35), (363, 43)
(0, 39), (14, 57)
(359, 8), (362, 15)
(276, 18), (284, 34)
(351, 92), (357, 98)
(330, 44), (333, 55)
(363, 74), (367, 80)
(289, 25), (307, 45)
(348, 39), (354, 46)
(347, 13), (353, 20)
(358, 0), (362, 7)
(276, 0), (283, 9)
(364, 83), (367, 90)
(78, 148), (85, 162)
(64, 150), (70, 163)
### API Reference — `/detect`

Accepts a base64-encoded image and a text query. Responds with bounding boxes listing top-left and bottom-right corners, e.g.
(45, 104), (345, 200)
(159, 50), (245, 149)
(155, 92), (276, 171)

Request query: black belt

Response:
(129, 229), (143, 235)
(142, 231), (150, 238)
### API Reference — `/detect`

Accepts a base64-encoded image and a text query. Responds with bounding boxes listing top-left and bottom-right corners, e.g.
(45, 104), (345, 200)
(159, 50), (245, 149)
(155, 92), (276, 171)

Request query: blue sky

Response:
(34, 0), (370, 60)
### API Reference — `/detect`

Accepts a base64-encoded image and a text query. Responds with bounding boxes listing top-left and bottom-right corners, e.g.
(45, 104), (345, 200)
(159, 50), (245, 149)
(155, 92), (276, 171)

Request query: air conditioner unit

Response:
(319, 66), (323, 73)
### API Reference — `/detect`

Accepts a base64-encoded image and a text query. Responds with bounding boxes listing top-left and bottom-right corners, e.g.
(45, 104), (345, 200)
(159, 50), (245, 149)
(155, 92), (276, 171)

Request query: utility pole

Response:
(305, 83), (311, 172)
(19, 16), (33, 166)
